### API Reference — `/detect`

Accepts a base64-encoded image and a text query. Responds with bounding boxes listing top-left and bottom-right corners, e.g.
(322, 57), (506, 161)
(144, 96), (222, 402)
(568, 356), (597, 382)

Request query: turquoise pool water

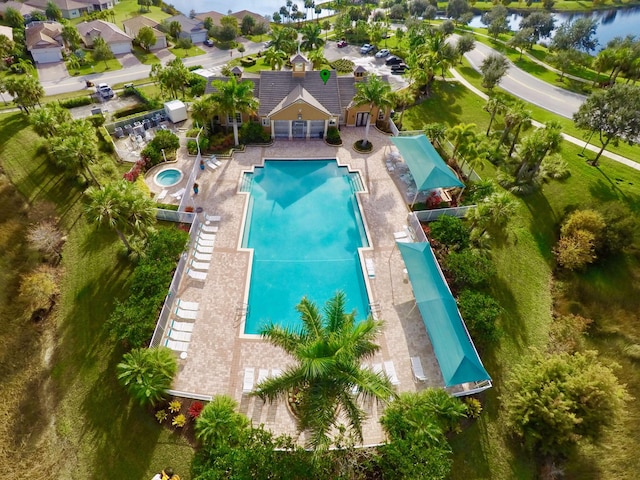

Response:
(154, 168), (182, 187)
(242, 159), (369, 334)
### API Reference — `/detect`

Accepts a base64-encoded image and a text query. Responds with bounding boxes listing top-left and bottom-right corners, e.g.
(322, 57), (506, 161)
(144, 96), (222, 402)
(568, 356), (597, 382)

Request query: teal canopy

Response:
(390, 135), (464, 192)
(397, 242), (491, 387)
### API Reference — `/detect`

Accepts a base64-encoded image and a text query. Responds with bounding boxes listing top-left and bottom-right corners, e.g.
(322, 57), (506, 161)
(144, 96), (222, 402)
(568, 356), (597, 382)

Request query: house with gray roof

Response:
(165, 14), (207, 44)
(24, 0), (114, 20)
(195, 9), (266, 29)
(77, 20), (132, 54)
(122, 16), (167, 50)
(202, 53), (391, 140)
(0, 1), (43, 22)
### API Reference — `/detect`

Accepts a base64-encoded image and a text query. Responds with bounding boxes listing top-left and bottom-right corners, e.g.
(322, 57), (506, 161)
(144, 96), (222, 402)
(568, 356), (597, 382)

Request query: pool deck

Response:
(170, 127), (444, 445)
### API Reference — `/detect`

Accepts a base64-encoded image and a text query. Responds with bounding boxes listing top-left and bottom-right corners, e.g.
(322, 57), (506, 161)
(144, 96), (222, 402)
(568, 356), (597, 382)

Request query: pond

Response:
(467, 6), (640, 52)
(168, 0), (334, 20)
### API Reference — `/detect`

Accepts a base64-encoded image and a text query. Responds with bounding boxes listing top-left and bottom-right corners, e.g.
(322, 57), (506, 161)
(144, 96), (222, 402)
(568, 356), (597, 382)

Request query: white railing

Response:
(407, 212), (428, 242)
(156, 208), (195, 223)
(388, 117), (400, 136)
(149, 216), (201, 348)
(414, 205), (476, 222)
(178, 127), (204, 213)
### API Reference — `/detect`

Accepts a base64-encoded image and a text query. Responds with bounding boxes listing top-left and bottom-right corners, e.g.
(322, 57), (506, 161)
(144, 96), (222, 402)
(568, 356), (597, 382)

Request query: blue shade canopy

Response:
(390, 135), (464, 191)
(397, 242), (491, 387)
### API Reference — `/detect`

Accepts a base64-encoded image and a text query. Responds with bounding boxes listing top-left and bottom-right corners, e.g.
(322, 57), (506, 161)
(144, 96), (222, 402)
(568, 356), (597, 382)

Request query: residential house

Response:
(24, 0), (115, 20)
(122, 16), (167, 50)
(25, 21), (64, 64)
(203, 53), (391, 140)
(77, 20), (132, 54)
(195, 9), (266, 29)
(164, 14), (207, 44)
(0, 1), (44, 22)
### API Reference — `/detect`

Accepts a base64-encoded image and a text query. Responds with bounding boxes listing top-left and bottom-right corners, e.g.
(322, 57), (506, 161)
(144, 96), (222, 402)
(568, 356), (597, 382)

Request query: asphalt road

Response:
(461, 38), (586, 119)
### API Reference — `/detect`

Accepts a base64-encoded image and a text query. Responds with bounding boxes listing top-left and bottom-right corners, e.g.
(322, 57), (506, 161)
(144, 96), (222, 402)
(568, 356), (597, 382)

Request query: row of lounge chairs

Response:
(206, 155), (222, 170)
(186, 215), (222, 281)
(164, 298), (200, 354)
(243, 367), (283, 394)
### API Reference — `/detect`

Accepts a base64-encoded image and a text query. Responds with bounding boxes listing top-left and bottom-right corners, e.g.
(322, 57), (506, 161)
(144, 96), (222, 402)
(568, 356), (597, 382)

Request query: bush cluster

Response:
(329, 58), (355, 73)
(325, 126), (341, 145)
(141, 130), (180, 166)
(239, 122), (271, 144)
(107, 228), (189, 348)
(113, 104), (151, 119)
(58, 96), (93, 108)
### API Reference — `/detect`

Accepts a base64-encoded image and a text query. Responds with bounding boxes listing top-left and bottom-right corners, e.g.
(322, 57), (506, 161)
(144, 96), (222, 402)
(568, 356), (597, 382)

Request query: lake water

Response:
(468, 7), (640, 51)
(168, 0), (334, 19)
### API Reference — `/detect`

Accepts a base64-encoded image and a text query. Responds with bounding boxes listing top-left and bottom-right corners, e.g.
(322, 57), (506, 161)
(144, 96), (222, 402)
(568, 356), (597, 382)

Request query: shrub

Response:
(464, 398), (482, 419)
(172, 414), (187, 427)
(240, 56), (256, 67)
(199, 136), (210, 152)
(106, 228), (189, 347)
(87, 114), (105, 128)
(429, 215), (470, 251)
(189, 74), (207, 97)
(457, 290), (502, 344)
(113, 104), (151, 119)
(598, 202), (637, 255)
(560, 209), (605, 249)
(554, 229), (596, 270)
(195, 395), (250, 447)
(59, 96), (92, 108)
(152, 129), (180, 151)
(187, 139), (198, 155)
(446, 250), (496, 287)
(239, 121), (270, 144)
(548, 314), (592, 354)
(464, 180), (495, 205)
(188, 401), (204, 419)
(27, 220), (65, 263)
(326, 126), (341, 145)
(169, 399), (182, 413)
(116, 347), (178, 406)
(329, 58), (355, 73)
(19, 265), (60, 319)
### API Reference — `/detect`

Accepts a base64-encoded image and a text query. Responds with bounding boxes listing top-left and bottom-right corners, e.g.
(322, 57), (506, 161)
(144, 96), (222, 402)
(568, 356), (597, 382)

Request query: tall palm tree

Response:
(447, 123), (477, 164)
(190, 96), (216, 132)
(264, 47), (288, 70)
(85, 180), (156, 251)
(30, 103), (71, 138)
(300, 22), (324, 51)
(50, 120), (100, 186)
(391, 88), (415, 128)
(253, 292), (396, 451)
(483, 93), (508, 137)
(516, 121), (563, 182)
(498, 101), (532, 158)
(211, 75), (259, 146)
(353, 75), (393, 148)
(306, 49), (328, 69)
(466, 191), (517, 238)
(269, 26), (297, 54)
(116, 347), (177, 406)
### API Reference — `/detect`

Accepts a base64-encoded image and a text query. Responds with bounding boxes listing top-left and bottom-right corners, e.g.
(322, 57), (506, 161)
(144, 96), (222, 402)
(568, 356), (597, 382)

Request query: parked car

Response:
(385, 56), (404, 65)
(360, 43), (375, 54)
(264, 40), (273, 48)
(375, 48), (390, 58)
(204, 38), (214, 47)
(391, 64), (409, 74)
(97, 83), (114, 99)
(337, 39), (347, 48)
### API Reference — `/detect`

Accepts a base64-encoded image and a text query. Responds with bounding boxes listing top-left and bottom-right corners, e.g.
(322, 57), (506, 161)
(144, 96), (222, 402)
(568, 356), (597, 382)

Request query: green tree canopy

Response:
(136, 25), (157, 51)
(502, 350), (628, 458)
(353, 75), (393, 148)
(91, 36), (114, 67)
(480, 53), (509, 91)
(116, 347), (177, 406)
(210, 75), (258, 146)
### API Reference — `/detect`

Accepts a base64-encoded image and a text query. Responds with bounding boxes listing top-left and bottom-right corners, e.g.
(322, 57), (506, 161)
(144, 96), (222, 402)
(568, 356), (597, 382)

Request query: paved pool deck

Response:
(168, 127), (444, 446)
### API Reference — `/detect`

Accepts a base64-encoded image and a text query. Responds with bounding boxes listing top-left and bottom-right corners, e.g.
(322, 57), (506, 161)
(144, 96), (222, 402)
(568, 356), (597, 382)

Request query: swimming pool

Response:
(241, 159), (370, 334)
(154, 168), (183, 187)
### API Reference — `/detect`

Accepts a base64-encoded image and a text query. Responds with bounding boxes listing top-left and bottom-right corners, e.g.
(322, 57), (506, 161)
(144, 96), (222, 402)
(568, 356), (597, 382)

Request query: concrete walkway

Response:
(448, 68), (640, 172)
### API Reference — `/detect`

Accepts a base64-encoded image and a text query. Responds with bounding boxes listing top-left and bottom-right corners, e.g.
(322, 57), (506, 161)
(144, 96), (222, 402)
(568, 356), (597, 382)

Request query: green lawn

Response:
(169, 45), (206, 59)
(132, 46), (160, 65)
(67, 54), (122, 76)
(0, 113), (194, 478)
(71, 0), (171, 26)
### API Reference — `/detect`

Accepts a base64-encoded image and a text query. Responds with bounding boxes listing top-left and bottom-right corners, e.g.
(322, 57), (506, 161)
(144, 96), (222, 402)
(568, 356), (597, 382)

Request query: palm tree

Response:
(30, 104), (71, 138)
(483, 93), (508, 137)
(353, 75), (393, 148)
(301, 22), (324, 51)
(391, 88), (415, 128)
(466, 191), (517, 238)
(85, 180), (156, 251)
(447, 123), (477, 164)
(306, 49), (328, 69)
(190, 96), (216, 132)
(49, 120), (100, 185)
(264, 47), (288, 70)
(515, 121), (563, 182)
(498, 101), (532, 158)
(194, 395), (249, 447)
(116, 347), (177, 406)
(211, 75), (258, 146)
(269, 26), (297, 54)
(253, 292), (396, 451)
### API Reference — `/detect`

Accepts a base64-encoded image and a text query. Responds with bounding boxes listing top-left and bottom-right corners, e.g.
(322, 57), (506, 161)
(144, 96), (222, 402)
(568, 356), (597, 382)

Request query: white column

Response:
(288, 120), (292, 140)
(323, 119), (329, 138)
(270, 120), (275, 139)
(306, 120), (311, 140)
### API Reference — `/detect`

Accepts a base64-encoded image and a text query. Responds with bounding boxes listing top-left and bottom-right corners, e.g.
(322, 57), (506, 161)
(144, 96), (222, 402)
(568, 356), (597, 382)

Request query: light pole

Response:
(579, 130), (595, 157)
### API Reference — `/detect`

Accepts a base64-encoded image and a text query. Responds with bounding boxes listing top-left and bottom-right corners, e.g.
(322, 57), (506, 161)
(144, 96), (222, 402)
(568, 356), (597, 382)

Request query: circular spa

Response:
(154, 168), (183, 187)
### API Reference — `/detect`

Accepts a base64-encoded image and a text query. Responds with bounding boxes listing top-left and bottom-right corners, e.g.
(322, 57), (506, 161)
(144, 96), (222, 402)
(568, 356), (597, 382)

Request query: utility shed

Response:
(164, 100), (188, 123)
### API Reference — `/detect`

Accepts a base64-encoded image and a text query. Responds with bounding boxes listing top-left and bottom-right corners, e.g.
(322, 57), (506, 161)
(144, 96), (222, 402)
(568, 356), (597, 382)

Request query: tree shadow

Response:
(521, 190), (558, 263)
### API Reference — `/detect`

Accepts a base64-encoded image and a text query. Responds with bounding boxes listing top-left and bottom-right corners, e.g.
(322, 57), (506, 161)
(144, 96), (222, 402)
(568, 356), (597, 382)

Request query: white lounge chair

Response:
(175, 307), (198, 319)
(168, 329), (192, 342)
(393, 231), (408, 240)
(198, 232), (217, 241)
(197, 239), (215, 247)
(372, 363), (383, 375)
(270, 368), (282, 378)
(187, 268), (207, 280)
(205, 214), (221, 223)
(384, 360), (400, 385)
(176, 299), (199, 311)
(257, 368), (269, 385)
(200, 224), (219, 233)
(365, 258), (376, 278)
(156, 189), (168, 201)
(170, 187), (186, 199)
(195, 245), (214, 254)
(410, 356), (428, 381)
(165, 339), (189, 352)
(206, 159), (218, 170)
(190, 259), (210, 271)
(170, 320), (194, 332)
(243, 367), (255, 393)
(193, 251), (212, 262)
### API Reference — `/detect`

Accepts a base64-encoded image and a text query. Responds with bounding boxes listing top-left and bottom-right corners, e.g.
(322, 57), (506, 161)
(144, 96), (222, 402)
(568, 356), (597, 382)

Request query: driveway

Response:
(116, 53), (143, 68)
(37, 61), (70, 83)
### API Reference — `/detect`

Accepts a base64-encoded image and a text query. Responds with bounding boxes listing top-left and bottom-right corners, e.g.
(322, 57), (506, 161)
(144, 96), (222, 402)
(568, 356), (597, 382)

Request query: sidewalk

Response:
(448, 68), (640, 172)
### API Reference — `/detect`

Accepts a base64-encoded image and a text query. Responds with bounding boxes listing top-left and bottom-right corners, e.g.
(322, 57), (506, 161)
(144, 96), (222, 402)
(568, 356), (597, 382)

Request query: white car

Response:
(375, 48), (390, 58)
(360, 44), (375, 54)
(97, 83), (114, 99)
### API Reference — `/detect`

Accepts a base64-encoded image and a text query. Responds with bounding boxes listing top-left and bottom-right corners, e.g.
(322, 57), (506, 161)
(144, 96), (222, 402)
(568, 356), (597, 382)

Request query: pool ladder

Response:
(234, 303), (249, 327)
(369, 302), (382, 320)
